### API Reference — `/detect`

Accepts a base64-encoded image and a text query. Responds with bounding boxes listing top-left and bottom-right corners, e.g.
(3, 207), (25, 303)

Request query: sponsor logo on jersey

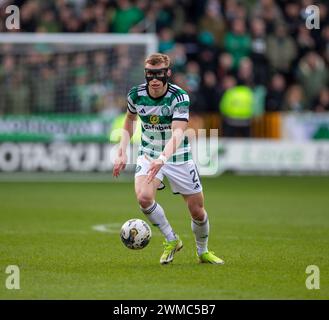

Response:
(143, 123), (171, 130)
(174, 104), (189, 114)
(150, 115), (160, 124)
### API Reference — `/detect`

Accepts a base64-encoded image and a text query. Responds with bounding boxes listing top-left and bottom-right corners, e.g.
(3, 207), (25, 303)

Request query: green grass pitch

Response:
(0, 175), (328, 299)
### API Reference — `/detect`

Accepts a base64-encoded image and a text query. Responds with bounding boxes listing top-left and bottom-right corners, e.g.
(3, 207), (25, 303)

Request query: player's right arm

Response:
(112, 110), (137, 177)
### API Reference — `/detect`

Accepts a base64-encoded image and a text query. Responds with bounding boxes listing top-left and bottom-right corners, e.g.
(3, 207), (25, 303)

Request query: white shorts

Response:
(135, 155), (203, 195)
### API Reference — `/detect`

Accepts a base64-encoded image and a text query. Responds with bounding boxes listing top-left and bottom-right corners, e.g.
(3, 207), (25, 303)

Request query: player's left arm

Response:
(147, 120), (188, 184)
(162, 120), (188, 159)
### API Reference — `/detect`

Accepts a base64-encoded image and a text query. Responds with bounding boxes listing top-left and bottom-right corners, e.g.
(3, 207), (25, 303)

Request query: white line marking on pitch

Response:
(92, 223), (121, 234)
(91, 223), (183, 237)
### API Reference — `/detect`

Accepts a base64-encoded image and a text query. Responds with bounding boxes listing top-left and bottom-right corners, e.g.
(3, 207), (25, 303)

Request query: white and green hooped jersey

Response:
(127, 83), (192, 164)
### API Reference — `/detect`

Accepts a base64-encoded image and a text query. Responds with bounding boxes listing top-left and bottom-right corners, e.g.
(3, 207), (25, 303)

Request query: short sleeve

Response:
(127, 89), (137, 114)
(172, 92), (190, 122)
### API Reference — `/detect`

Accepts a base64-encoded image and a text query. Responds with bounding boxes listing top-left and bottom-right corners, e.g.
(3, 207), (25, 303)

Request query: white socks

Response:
(191, 214), (209, 256)
(141, 201), (209, 254)
(141, 201), (177, 241)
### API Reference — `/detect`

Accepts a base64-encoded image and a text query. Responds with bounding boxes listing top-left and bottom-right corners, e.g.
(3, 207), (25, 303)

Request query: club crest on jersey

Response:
(161, 105), (170, 116)
(150, 115), (159, 124)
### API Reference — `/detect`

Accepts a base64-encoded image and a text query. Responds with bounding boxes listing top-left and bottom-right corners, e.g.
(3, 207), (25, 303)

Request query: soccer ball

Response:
(120, 219), (152, 250)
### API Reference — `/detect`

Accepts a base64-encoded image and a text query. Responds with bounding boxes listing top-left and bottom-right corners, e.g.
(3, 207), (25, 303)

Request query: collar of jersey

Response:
(146, 83), (169, 100)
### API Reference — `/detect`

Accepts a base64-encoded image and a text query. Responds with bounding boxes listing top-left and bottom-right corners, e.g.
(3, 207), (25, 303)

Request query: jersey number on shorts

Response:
(189, 169), (199, 183)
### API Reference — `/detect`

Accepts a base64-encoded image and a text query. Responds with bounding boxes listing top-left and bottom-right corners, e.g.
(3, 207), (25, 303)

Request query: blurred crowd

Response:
(0, 44), (145, 114)
(0, 0), (329, 122)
